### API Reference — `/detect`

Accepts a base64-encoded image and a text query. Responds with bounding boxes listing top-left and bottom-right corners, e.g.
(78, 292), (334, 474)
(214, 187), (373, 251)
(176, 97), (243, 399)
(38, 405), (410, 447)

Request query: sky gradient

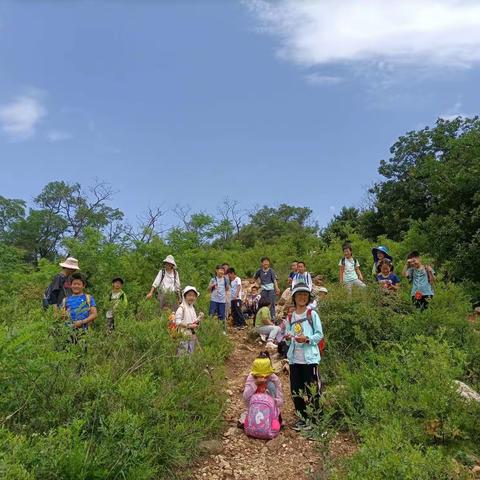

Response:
(1, 0), (479, 229)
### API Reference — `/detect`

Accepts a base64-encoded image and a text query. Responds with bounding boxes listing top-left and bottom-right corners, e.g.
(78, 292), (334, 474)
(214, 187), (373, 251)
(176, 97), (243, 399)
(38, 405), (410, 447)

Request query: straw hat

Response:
(59, 257), (80, 270)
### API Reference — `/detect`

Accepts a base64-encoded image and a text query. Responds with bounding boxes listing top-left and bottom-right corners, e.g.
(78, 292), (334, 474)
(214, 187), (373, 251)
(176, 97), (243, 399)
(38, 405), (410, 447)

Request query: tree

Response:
(35, 181), (124, 240)
(0, 196), (26, 241)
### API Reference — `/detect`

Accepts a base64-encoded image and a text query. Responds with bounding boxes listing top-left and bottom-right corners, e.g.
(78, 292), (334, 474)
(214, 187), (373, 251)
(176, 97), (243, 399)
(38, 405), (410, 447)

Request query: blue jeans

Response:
(209, 301), (226, 321)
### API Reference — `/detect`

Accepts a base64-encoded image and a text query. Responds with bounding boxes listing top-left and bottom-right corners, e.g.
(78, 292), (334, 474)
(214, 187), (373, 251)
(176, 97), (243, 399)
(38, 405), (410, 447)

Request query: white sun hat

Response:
(318, 287), (328, 293)
(163, 255), (177, 268)
(59, 257), (80, 270)
(182, 286), (199, 297)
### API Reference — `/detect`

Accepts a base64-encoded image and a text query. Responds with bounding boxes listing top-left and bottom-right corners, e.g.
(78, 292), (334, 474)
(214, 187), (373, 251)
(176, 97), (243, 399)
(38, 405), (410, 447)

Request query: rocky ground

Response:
(189, 328), (321, 480)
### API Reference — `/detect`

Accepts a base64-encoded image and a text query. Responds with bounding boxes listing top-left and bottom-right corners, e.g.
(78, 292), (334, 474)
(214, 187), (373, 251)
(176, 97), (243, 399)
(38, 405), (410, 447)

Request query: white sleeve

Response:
(152, 270), (162, 289)
(175, 306), (184, 325)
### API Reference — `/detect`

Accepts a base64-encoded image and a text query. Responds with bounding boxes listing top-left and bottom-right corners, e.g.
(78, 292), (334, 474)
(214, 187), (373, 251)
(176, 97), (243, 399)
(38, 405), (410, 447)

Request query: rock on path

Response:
(190, 328), (320, 480)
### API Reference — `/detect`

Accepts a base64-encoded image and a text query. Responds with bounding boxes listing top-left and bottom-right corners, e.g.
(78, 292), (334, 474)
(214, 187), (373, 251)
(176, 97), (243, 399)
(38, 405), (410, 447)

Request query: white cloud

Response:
(246, 0), (480, 68)
(305, 73), (344, 86)
(46, 130), (73, 142)
(0, 92), (47, 140)
(438, 100), (470, 120)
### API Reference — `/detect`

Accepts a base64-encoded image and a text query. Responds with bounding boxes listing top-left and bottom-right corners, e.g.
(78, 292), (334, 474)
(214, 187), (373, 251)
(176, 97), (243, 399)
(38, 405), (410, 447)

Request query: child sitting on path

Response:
(175, 286), (204, 355)
(255, 298), (282, 350)
(242, 351), (284, 424)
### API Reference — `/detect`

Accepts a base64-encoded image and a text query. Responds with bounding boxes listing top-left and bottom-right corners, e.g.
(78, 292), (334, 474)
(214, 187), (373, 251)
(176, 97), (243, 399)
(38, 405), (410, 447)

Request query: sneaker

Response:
(292, 419), (307, 431)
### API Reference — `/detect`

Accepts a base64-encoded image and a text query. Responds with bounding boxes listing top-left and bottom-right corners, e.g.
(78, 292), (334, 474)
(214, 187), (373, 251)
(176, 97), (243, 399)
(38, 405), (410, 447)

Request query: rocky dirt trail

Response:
(190, 328), (321, 480)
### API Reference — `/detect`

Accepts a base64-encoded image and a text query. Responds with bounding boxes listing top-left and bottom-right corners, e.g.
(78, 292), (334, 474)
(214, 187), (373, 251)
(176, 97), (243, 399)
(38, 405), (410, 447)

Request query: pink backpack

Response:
(244, 392), (281, 440)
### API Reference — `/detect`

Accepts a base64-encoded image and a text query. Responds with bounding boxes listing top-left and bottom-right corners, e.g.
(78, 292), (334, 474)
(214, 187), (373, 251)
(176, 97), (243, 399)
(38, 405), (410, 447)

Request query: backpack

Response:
(341, 257), (357, 267)
(43, 274), (67, 309)
(287, 308), (325, 353)
(244, 392), (280, 440)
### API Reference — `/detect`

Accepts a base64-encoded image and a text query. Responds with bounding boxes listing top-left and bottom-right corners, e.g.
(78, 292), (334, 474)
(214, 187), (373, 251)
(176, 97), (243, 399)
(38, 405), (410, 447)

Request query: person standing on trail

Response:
(208, 265), (229, 332)
(175, 286), (204, 355)
(146, 255), (181, 311)
(227, 268), (246, 329)
(43, 257), (80, 310)
(291, 261), (313, 291)
(284, 283), (323, 431)
(254, 257), (280, 318)
(371, 245), (393, 277)
(288, 261), (298, 286)
(222, 263), (231, 319)
(402, 251), (435, 309)
(338, 243), (366, 291)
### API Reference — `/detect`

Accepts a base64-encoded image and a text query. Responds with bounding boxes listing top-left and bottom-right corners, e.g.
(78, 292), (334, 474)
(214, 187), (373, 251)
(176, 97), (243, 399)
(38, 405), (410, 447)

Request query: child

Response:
(243, 351), (284, 418)
(175, 286), (204, 355)
(291, 261), (313, 291)
(339, 243), (366, 291)
(255, 298), (281, 350)
(376, 260), (400, 293)
(288, 261), (298, 286)
(146, 255), (181, 311)
(244, 285), (261, 319)
(208, 265), (229, 331)
(227, 267), (246, 329)
(106, 277), (128, 331)
(43, 257), (79, 310)
(371, 245), (393, 276)
(402, 251), (435, 309)
(254, 257), (280, 318)
(61, 272), (98, 333)
(284, 283), (323, 431)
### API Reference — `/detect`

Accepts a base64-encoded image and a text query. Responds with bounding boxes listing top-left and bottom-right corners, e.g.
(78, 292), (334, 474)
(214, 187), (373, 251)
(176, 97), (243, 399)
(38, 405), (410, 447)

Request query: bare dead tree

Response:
(217, 198), (246, 238)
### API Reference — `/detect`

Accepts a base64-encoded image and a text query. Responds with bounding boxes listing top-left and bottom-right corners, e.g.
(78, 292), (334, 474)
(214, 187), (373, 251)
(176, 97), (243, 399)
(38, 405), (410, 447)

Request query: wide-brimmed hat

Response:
(182, 286), (199, 297)
(59, 257), (80, 270)
(163, 255), (177, 268)
(372, 246), (393, 263)
(291, 282), (312, 296)
(251, 358), (275, 377)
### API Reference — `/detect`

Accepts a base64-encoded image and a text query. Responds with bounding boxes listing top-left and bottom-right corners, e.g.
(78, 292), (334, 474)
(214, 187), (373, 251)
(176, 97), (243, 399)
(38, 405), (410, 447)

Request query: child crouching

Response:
(243, 352), (284, 427)
(175, 286), (204, 355)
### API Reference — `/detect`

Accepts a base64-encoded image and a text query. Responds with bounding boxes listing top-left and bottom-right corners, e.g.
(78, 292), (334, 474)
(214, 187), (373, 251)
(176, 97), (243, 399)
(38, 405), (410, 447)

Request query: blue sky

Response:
(1, 0), (479, 229)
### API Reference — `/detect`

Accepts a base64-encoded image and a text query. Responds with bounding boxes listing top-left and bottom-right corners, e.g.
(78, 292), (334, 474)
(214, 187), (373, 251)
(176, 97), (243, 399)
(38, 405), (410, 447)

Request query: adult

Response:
(43, 257), (79, 310)
(227, 268), (246, 329)
(254, 257), (280, 318)
(284, 283), (324, 431)
(146, 255), (181, 310)
(371, 245), (393, 277)
(291, 261), (313, 291)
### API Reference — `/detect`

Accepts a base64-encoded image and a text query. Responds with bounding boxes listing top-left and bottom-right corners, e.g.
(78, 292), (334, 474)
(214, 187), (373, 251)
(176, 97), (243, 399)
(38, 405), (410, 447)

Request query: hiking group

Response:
(43, 243), (437, 433)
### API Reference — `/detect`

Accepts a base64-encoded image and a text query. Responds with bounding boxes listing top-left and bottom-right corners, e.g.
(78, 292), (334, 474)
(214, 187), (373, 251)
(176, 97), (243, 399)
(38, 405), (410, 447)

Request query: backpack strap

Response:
(85, 294), (91, 308)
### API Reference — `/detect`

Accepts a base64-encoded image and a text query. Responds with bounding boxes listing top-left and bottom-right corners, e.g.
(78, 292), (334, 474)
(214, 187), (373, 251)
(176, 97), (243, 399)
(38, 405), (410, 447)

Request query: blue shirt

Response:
(210, 276), (228, 303)
(407, 267), (434, 297)
(64, 294), (96, 330)
(376, 273), (400, 286)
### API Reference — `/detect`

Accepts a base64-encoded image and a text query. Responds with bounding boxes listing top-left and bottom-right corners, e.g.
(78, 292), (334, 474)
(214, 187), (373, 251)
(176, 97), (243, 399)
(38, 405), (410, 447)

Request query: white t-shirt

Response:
(339, 257), (359, 283)
(152, 269), (179, 291)
(230, 277), (243, 301)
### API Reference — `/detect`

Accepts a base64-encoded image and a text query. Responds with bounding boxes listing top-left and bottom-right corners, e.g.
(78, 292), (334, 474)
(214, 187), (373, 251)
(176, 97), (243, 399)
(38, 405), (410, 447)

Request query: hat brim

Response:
(183, 288), (199, 297)
(59, 262), (79, 270)
(372, 248), (392, 263)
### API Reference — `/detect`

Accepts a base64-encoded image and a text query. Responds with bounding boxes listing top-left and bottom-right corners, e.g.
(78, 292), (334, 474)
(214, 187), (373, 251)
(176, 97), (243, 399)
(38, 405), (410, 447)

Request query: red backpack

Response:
(287, 308), (325, 353)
